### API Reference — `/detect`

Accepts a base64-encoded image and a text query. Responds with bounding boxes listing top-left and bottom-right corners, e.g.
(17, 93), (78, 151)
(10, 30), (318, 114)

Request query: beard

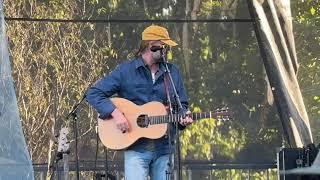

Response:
(151, 50), (166, 63)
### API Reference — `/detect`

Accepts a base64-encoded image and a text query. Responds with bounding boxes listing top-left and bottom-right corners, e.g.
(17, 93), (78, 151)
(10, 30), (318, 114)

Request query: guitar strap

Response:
(163, 71), (175, 140)
(163, 72), (173, 114)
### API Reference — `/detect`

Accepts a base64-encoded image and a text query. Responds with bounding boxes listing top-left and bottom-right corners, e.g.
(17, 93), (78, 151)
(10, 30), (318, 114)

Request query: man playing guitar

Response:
(86, 25), (193, 180)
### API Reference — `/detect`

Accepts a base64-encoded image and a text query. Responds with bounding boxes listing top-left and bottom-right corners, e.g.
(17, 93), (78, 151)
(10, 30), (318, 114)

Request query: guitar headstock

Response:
(214, 107), (233, 121)
(57, 127), (70, 153)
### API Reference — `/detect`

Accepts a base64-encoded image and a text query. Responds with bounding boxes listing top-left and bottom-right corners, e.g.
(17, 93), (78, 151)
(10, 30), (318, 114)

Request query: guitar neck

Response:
(149, 112), (215, 125)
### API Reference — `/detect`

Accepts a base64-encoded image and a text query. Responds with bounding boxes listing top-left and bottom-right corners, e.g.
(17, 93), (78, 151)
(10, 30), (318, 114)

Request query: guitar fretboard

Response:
(149, 112), (217, 125)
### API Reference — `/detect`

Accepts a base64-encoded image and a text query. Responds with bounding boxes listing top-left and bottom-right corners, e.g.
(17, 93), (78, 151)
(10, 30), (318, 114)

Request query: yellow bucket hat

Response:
(142, 25), (178, 46)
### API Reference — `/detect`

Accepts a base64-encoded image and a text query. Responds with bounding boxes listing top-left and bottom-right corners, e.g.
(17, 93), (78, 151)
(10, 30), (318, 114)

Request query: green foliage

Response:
(181, 105), (246, 161)
(199, 0), (223, 17)
(293, 0), (320, 142)
(4, 0), (320, 179)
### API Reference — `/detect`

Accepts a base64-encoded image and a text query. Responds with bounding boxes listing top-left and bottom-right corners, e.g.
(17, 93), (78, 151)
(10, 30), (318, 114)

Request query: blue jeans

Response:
(124, 150), (170, 180)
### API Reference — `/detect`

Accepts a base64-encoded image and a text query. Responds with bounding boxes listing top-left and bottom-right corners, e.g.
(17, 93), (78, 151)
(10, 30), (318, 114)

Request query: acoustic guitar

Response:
(98, 98), (231, 150)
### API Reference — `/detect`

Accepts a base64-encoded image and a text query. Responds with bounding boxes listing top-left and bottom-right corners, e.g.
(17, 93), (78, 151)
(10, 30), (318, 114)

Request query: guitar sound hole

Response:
(137, 115), (149, 128)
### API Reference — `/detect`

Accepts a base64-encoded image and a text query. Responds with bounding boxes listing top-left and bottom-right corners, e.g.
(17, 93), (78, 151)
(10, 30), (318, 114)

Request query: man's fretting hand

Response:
(179, 110), (193, 126)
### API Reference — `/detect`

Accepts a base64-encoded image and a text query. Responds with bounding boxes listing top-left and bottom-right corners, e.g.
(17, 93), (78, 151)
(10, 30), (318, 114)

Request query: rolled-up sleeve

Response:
(86, 65), (122, 119)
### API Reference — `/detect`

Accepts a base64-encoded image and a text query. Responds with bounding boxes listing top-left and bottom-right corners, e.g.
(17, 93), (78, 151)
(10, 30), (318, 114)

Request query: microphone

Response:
(150, 46), (164, 52)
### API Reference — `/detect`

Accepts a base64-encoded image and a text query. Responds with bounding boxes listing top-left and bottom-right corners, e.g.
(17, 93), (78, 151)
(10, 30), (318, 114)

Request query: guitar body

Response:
(98, 98), (168, 150)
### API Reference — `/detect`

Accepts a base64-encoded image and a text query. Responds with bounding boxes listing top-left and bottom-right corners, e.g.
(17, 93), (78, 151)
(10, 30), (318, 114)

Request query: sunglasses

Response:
(150, 46), (164, 52)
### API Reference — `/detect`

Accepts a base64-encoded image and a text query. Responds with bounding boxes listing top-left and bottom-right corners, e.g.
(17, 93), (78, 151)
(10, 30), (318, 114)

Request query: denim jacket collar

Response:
(134, 56), (146, 69)
(134, 56), (167, 74)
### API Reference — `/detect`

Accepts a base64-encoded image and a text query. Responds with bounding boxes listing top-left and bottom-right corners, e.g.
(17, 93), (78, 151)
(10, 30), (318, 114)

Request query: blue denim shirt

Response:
(86, 56), (188, 152)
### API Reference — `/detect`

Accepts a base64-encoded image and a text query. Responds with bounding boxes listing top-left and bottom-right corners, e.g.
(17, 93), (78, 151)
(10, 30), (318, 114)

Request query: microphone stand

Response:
(66, 92), (87, 180)
(162, 50), (184, 180)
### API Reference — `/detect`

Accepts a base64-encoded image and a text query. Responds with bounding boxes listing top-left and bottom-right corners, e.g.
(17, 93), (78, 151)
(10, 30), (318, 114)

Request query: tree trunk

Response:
(183, 0), (191, 81)
(45, 117), (58, 180)
(191, 0), (201, 31)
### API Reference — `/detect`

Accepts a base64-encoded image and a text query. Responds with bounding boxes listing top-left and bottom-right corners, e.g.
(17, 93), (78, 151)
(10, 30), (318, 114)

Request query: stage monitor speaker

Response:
(277, 144), (320, 180)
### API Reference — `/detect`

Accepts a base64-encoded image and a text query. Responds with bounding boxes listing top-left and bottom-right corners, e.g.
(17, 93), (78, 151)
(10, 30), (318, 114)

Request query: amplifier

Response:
(277, 144), (319, 180)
